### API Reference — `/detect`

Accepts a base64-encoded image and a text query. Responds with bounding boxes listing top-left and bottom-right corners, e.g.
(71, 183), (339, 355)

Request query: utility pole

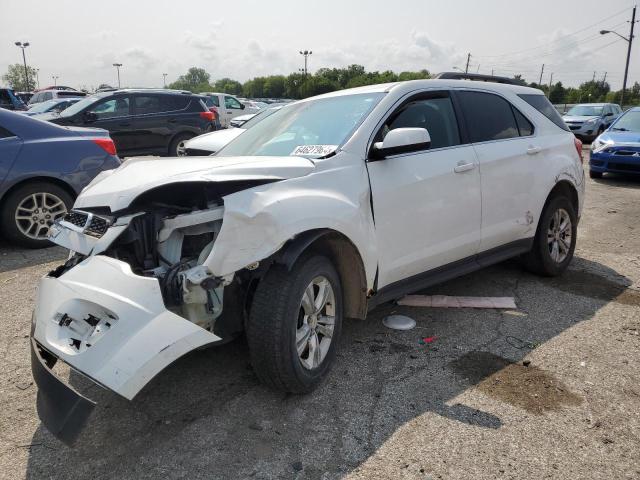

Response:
(547, 73), (554, 98)
(113, 63), (122, 88)
(465, 53), (471, 74)
(592, 71), (596, 82)
(299, 50), (312, 76)
(14, 41), (31, 91)
(476, 64), (481, 73)
(600, 6), (636, 107)
(538, 64), (545, 85)
(35, 68), (40, 89)
(163, 73), (167, 88)
(602, 72), (608, 85)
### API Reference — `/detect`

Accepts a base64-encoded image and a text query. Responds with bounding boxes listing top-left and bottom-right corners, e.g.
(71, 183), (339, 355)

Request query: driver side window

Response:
(92, 97), (130, 119)
(225, 96), (242, 109)
(377, 95), (461, 150)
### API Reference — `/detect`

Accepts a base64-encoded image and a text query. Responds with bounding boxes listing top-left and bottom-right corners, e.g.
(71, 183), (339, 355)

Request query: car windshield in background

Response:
(611, 110), (640, 132)
(27, 100), (59, 113)
(567, 105), (603, 116)
(218, 93), (384, 158)
(59, 95), (100, 117)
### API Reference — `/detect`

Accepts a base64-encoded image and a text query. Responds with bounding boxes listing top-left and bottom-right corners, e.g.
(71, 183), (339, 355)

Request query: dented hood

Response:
(75, 155), (316, 211)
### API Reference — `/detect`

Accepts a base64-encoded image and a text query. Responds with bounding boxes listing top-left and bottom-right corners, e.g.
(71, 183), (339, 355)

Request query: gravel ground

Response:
(0, 152), (639, 479)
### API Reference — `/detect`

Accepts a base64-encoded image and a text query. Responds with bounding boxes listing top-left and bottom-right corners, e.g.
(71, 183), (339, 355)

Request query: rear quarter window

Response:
(518, 94), (570, 132)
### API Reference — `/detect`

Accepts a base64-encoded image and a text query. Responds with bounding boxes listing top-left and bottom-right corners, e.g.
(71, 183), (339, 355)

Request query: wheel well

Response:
(548, 180), (579, 214)
(276, 230), (368, 320)
(0, 177), (77, 209)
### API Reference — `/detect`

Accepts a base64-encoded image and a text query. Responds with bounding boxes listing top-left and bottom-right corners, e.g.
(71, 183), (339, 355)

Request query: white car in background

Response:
(31, 76), (584, 445)
(201, 92), (260, 127)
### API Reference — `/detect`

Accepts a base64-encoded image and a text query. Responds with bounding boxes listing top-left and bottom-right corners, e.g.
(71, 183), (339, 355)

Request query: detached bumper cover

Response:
(31, 338), (95, 446)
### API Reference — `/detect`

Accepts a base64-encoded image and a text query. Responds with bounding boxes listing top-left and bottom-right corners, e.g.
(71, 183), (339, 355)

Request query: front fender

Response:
(204, 162), (377, 287)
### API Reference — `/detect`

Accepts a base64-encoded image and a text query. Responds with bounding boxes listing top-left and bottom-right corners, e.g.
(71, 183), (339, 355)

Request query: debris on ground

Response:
(382, 314), (416, 330)
(398, 295), (517, 309)
(419, 336), (437, 345)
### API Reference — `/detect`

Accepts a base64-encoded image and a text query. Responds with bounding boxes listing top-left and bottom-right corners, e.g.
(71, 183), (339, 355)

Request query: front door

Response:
(367, 91), (482, 288)
(221, 95), (244, 127)
(84, 95), (135, 155)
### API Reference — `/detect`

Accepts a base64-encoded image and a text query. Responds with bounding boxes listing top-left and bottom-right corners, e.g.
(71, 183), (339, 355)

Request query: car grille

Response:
(609, 162), (640, 172)
(185, 148), (215, 156)
(568, 125), (581, 131)
(62, 210), (111, 238)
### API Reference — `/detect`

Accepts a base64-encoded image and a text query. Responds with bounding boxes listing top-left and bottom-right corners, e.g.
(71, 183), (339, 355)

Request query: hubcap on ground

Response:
(15, 192), (67, 240)
(296, 275), (336, 370)
(547, 208), (572, 263)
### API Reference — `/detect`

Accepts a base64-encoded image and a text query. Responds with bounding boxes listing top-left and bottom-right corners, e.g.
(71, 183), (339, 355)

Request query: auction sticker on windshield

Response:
(291, 145), (338, 157)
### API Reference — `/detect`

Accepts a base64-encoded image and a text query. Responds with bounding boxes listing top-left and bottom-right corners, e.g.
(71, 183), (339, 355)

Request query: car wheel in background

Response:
(521, 195), (577, 277)
(246, 255), (343, 393)
(170, 133), (194, 157)
(0, 182), (72, 248)
(589, 170), (603, 179)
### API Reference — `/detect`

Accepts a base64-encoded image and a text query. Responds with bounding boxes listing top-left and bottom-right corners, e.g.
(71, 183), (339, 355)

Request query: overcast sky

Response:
(1, 0), (638, 91)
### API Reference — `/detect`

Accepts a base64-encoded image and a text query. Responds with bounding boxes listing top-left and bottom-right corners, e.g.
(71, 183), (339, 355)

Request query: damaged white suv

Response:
(31, 77), (585, 444)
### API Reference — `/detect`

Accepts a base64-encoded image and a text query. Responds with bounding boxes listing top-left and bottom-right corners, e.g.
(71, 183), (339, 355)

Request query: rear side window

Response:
(206, 96), (219, 107)
(43, 92), (53, 101)
(378, 95), (461, 149)
(134, 95), (189, 115)
(513, 108), (534, 136)
(457, 91), (519, 142)
(58, 91), (86, 98)
(518, 94), (570, 132)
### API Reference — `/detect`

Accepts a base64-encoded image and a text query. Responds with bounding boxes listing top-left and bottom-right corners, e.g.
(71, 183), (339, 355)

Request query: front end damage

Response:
(31, 179), (278, 445)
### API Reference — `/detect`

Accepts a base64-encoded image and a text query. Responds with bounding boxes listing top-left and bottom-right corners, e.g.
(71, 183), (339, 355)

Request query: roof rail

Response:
(433, 72), (524, 86)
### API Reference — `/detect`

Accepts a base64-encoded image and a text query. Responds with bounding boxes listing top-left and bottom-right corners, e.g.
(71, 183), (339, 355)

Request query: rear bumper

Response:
(590, 152), (640, 174)
(31, 338), (96, 446)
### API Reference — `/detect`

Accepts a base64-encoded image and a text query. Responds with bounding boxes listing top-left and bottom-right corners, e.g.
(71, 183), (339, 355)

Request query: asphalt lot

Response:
(1, 150), (639, 480)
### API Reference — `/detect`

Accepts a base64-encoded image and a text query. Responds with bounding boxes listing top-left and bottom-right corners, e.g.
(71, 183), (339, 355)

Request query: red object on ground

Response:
(422, 336), (437, 344)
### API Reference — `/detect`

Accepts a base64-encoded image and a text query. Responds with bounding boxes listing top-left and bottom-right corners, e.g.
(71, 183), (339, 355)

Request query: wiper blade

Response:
(611, 127), (629, 131)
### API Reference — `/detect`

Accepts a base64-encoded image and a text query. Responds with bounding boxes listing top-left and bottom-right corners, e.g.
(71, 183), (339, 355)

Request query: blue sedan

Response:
(0, 109), (121, 247)
(590, 107), (640, 178)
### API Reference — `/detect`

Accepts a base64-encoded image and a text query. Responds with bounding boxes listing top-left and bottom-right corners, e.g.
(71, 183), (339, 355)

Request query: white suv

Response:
(31, 78), (584, 444)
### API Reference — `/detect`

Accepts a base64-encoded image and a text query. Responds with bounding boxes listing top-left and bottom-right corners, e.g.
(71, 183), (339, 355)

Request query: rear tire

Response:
(246, 255), (343, 393)
(589, 170), (603, 179)
(522, 195), (577, 277)
(0, 182), (72, 248)
(170, 133), (194, 157)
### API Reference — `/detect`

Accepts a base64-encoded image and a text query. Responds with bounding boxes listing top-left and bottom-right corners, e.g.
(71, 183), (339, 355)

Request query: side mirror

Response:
(605, 112), (613, 117)
(371, 128), (431, 160)
(240, 103), (245, 110)
(84, 111), (98, 123)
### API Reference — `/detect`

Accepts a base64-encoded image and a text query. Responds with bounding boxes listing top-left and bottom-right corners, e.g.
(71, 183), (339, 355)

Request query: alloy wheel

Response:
(296, 275), (336, 370)
(14, 192), (67, 240)
(547, 208), (572, 263)
(176, 140), (187, 156)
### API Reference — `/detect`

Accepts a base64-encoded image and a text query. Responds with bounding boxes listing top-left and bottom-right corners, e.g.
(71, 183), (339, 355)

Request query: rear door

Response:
(0, 125), (23, 188)
(367, 90), (482, 288)
(455, 89), (539, 253)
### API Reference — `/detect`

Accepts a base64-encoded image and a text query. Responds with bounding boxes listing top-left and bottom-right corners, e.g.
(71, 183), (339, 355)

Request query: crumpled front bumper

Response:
(31, 255), (221, 444)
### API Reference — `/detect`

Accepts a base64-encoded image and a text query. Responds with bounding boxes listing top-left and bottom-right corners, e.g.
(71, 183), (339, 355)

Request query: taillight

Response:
(574, 137), (583, 163)
(208, 106), (218, 120)
(93, 138), (117, 156)
(200, 111), (214, 121)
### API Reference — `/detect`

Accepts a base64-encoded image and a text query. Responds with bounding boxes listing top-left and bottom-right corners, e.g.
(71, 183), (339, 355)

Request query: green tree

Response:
(213, 78), (243, 95)
(549, 81), (566, 104)
(168, 67), (211, 92)
(2, 63), (38, 91)
(263, 75), (286, 98)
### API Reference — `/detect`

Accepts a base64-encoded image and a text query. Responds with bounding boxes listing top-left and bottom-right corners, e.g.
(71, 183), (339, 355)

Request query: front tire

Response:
(0, 182), (72, 248)
(170, 133), (194, 157)
(246, 255), (343, 393)
(522, 195), (577, 277)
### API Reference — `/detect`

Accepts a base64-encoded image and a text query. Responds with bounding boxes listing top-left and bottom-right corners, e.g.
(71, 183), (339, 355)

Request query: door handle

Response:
(454, 161), (476, 173)
(526, 145), (542, 155)
(118, 122), (131, 127)
(168, 118), (178, 123)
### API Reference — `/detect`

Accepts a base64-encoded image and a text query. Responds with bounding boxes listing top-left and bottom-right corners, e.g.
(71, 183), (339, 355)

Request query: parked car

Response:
(590, 106), (640, 178)
(29, 89), (87, 105)
(23, 98), (82, 116)
(562, 103), (622, 142)
(0, 88), (28, 111)
(179, 105), (285, 155)
(41, 89), (216, 156)
(201, 92), (256, 127)
(241, 100), (268, 110)
(31, 78), (584, 445)
(16, 91), (33, 104)
(0, 109), (120, 247)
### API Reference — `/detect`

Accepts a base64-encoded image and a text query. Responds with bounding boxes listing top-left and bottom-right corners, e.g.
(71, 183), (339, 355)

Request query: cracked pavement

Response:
(0, 151), (639, 479)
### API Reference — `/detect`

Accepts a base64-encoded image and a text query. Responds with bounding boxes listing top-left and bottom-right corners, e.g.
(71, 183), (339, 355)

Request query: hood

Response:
(562, 115), (599, 123)
(74, 155), (316, 211)
(184, 128), (244, 153)
(598, 130), (640, 145)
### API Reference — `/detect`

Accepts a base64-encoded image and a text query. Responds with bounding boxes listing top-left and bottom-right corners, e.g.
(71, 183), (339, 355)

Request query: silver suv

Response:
(562, 103), (622, 142)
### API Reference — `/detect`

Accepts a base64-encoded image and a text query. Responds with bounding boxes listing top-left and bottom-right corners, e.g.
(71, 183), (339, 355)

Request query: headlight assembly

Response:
(591, 138), (613, 153)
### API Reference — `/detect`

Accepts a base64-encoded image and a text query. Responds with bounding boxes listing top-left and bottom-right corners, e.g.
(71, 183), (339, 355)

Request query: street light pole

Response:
(600, 6), (636, 107)
(163, 73), (167, 88)
(52, 75), (59, 86)
(35, 68), (40, 89)
(14, 41), (31, 91)
(299, 50), (312, 76)
(113, 63), (123, 88)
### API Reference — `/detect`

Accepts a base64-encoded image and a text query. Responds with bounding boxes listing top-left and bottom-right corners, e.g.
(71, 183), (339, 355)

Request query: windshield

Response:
(239, 106), (282, 129)
(59, 95), (101, 117)
(610, 110), (640, 132)
(566, 105), (603, 117)
(27, 99), (59, 113)
(218, 93), (384, 157)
